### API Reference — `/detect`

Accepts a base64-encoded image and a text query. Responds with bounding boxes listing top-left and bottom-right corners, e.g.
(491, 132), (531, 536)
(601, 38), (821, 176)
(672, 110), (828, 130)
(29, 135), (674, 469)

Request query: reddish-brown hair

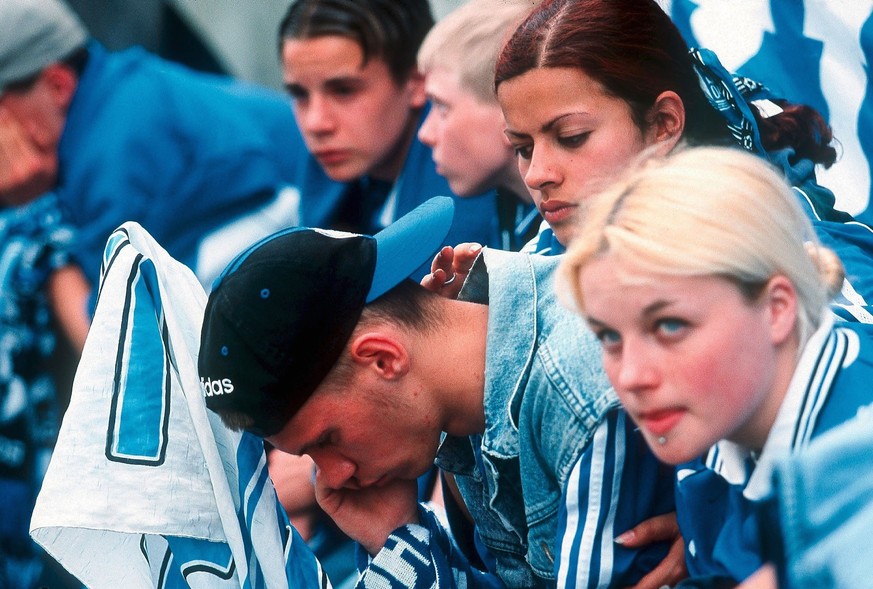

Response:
(495, 0), (836, 166)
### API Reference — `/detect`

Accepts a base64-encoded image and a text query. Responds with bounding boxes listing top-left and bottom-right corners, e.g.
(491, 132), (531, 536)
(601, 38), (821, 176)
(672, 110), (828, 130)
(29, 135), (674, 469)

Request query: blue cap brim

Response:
(367, 196), (455, 303)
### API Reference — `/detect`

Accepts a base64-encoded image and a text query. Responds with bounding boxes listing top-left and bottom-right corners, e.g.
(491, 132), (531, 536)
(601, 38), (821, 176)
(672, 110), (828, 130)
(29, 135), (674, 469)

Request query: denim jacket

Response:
(436, 249), (617, 585)
(767, 406), (873, 589)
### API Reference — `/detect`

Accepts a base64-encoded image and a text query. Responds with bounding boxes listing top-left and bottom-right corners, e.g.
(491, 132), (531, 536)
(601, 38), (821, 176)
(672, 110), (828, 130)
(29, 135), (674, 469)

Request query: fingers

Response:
(615, 512), (679, 547)
(450, 243), (481, 278)
(420, 243), (483, 297)
(624, 534), (687, 589)
(430, 245), (455, 274)
(453, 242), (483, 264)
(420, 267), (449, 292)
(422, 246), (455, 291)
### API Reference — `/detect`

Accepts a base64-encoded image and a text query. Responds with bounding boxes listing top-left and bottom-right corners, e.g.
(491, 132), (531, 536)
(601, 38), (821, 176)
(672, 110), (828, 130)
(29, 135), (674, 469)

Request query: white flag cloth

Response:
(30, 222), (329, 588)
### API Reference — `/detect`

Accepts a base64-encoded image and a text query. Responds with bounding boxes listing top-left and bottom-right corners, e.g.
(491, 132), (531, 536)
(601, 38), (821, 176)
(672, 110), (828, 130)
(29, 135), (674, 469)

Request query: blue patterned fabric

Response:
(0, 194), (75, 588)
(671, 2), (873, 224)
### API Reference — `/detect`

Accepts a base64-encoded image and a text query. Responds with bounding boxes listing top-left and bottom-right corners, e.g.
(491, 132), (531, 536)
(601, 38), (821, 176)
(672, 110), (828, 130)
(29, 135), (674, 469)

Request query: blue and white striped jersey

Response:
(521, 220), (566, 257)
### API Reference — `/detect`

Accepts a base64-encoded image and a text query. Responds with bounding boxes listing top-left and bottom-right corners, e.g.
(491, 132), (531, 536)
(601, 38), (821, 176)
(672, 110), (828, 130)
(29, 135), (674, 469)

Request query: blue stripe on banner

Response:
(234, 432), (328, 589)
(163, 536), (236, 588)
(158, 546), (172, 589)
(235, 432), (271, 589)
(672, 3), (873, 222)
(285, 522), (327, 588)
(95, 233), (130, 309)
(244, 459), (269, 588)
(105, 254), (171, 465)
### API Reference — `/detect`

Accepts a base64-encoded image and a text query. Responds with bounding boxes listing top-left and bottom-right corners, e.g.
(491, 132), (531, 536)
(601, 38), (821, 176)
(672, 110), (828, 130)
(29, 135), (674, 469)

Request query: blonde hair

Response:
(417, 0), (539, 103)
(559, 146), (844, 344)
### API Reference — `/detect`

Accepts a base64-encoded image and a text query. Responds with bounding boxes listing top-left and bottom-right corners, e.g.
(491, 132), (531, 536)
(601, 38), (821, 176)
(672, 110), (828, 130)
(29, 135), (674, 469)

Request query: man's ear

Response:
(348, 330), (410, 380)
(40, 63), (78, 111)
(405, 68), (427, 110)
(764, 275), (799, 346)
(647, 90), (685, 154)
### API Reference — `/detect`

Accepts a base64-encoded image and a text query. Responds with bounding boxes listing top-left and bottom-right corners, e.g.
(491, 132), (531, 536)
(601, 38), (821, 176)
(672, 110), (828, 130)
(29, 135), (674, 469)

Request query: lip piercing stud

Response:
(657, 436), (667, 445)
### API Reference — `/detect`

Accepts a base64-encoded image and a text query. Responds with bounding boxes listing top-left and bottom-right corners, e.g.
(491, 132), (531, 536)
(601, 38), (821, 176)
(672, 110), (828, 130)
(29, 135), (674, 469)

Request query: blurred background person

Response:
(416, 0), (541, 252)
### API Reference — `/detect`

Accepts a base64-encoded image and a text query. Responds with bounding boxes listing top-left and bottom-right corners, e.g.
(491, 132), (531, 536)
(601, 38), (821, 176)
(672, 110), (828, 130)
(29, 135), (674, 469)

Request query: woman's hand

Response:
(420, 243), (482, 299)
(617, 512), (688, 589)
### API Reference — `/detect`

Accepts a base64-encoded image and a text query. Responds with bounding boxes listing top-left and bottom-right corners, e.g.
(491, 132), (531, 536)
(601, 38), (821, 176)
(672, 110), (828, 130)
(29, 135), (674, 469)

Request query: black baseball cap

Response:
(198, 196), (455, 437)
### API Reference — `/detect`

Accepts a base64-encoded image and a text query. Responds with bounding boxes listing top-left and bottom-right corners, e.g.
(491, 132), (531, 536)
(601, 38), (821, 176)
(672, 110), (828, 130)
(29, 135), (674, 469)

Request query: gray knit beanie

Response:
(0, 0), (88, 91)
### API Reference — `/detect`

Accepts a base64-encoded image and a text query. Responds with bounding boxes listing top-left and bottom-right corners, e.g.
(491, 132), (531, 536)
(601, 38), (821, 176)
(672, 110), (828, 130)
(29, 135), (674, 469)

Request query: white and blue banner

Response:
(30, 223), (329, 588)
(661, 0), (873, 223)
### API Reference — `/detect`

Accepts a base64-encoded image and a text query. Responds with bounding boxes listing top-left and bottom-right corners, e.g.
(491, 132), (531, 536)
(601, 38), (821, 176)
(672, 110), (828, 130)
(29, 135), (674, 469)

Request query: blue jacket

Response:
(675, 316), (873, 585)
(359, 250), (675, 588)
(57, 42), (501, 294)
(339, 108), (502, 278)
(57, 42), (325, 288)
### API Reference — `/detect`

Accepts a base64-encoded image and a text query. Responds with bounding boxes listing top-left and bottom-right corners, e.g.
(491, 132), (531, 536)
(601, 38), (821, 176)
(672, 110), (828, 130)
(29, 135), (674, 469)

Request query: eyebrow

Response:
(324, 76), (365, 89)
(586, 316), (607, 331)
(641, 299), (675, 317)
(504, 112), (592, 138)
(284, 75), (365, 95)
(585, 299), (676, 329)
(297, 429), (332, 457)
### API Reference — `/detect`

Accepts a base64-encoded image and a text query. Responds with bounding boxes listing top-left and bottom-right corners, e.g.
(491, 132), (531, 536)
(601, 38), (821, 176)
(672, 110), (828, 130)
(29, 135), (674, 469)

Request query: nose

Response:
(418, 108), (437, 148)
(612, 340), (660, 394)
(298, 94), (336, 136)
(308, 449), (357, 489)
(522, 146), (559, 191)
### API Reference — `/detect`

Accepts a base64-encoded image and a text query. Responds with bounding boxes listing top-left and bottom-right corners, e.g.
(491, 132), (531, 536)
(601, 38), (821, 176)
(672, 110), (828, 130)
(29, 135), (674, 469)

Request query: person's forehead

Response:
(268, 400), (327, 455)
(424, 66), (463, 95)
(270, 386), (349, 454)
(282, 35), (390, 80)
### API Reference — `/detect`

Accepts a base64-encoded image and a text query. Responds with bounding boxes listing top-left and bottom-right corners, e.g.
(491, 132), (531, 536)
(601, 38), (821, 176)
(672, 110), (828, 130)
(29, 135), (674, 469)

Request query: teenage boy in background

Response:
(416, 0), (541, 251)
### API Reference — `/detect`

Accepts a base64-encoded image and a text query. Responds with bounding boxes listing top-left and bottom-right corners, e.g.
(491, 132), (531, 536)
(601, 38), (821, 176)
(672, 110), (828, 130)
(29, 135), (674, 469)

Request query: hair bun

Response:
(805, 242), (845, 299)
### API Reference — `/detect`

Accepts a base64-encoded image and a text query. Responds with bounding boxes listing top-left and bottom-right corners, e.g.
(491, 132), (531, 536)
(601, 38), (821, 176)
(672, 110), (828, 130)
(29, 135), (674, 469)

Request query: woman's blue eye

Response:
(656, 318), (687, 335)
(596, 328), (621, 347)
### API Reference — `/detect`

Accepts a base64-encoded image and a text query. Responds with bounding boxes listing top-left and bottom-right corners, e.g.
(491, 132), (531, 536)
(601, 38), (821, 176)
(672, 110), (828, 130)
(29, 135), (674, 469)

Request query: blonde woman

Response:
(559, 146), (873, 587)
